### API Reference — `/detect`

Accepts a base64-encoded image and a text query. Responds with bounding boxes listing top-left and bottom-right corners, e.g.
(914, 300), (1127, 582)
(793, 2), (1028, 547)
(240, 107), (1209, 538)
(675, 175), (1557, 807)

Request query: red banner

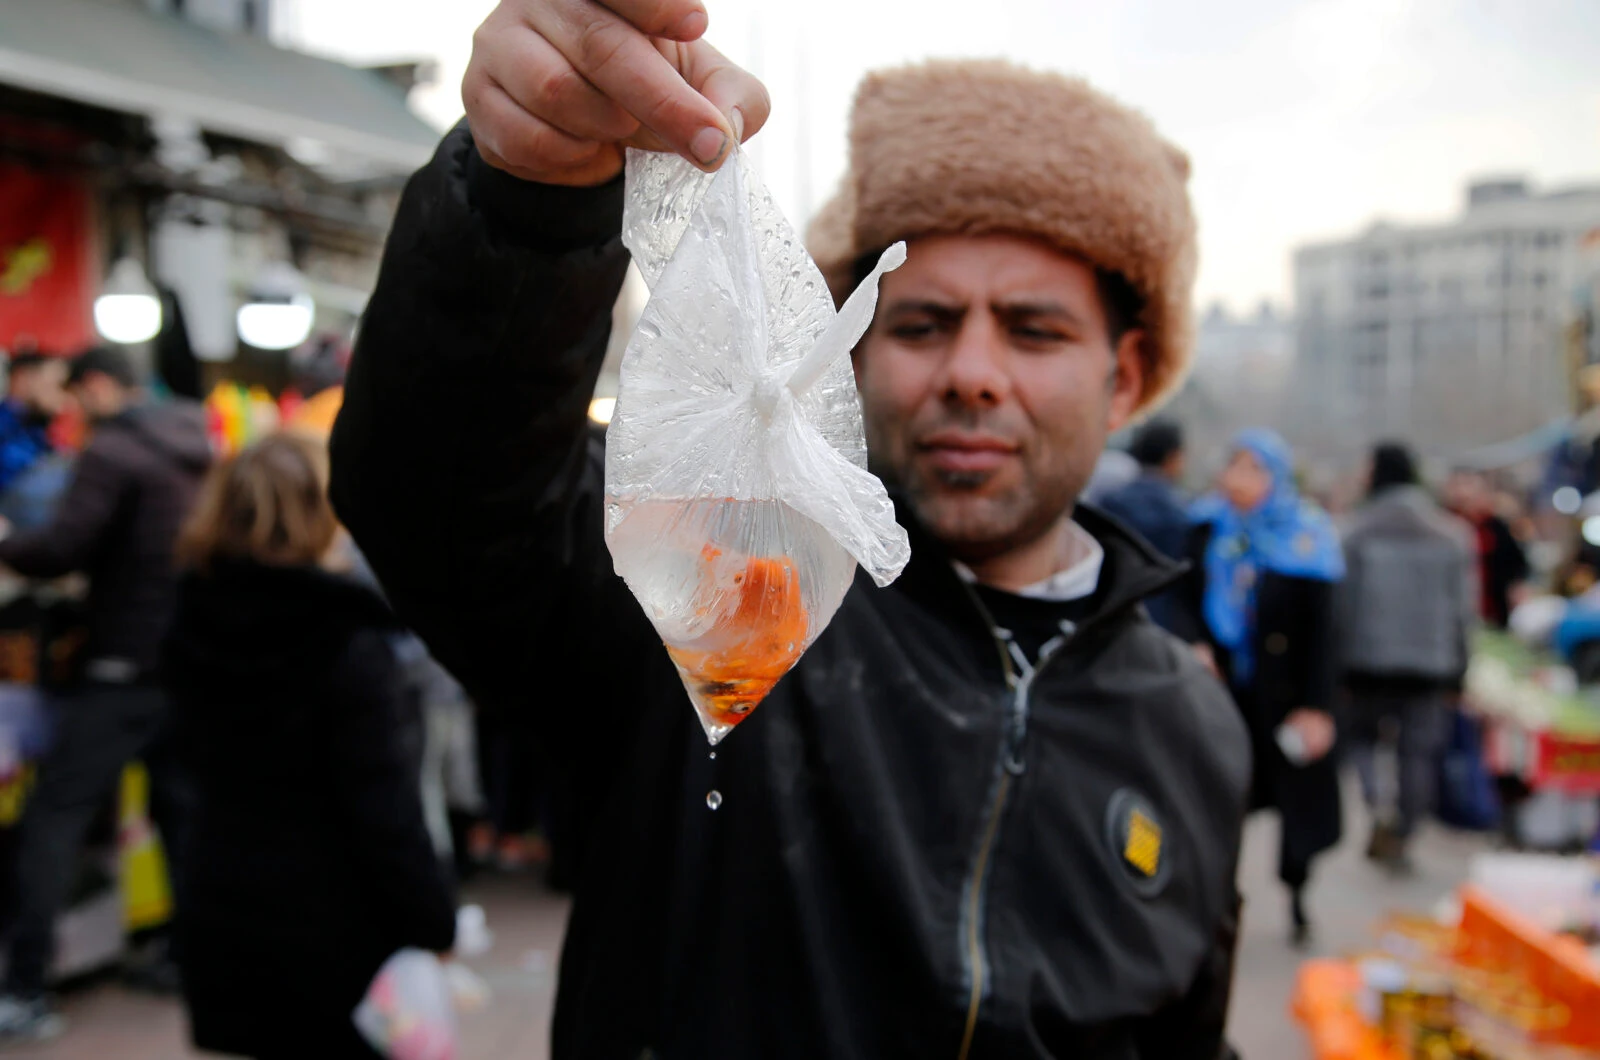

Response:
(1532, 731), (1600, 793)
(0, 162), (95, 353)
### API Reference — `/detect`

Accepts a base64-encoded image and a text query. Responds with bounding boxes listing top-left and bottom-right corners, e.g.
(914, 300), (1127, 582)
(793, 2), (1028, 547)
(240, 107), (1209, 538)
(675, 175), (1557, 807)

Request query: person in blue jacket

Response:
(0, 351), (68, 497)
(1099, 419), (1189, 630)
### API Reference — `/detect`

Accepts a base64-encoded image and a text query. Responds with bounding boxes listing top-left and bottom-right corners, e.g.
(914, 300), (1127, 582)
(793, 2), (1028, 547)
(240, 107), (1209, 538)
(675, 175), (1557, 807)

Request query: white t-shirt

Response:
(952, 520), (1104, 602)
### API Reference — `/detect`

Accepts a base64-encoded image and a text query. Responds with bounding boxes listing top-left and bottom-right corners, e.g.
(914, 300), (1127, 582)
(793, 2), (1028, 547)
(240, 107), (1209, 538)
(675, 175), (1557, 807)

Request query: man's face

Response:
(12, 361), (68, 420)
(854, 234), (1144, 563)
(1445, 472), (1486, 516)
(67, 373), (127, 424)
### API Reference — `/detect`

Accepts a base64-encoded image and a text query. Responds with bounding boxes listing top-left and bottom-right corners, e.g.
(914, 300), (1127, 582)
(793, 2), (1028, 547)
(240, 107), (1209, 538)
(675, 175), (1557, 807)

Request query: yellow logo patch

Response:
(1123, 809), (1162, 877)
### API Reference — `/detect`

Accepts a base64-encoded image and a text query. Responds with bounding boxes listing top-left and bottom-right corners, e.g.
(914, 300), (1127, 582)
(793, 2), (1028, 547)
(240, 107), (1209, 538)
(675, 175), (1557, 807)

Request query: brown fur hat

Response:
(807, 59), (1198, 416)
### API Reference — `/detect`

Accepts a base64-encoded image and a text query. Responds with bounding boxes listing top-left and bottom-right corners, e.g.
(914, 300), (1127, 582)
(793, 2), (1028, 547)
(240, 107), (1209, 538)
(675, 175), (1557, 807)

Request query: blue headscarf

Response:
(1192, 428), (1344, 684)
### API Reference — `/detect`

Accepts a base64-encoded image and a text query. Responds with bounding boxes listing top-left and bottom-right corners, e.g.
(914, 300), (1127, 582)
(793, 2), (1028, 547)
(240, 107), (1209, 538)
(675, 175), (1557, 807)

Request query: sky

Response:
(274, 0), (1600, 314)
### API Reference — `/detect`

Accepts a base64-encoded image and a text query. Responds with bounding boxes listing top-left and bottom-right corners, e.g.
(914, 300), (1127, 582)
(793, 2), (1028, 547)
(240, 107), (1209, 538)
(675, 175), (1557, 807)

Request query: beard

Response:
(866, 408), (1095, 565)
(904, 461), (1083, 564)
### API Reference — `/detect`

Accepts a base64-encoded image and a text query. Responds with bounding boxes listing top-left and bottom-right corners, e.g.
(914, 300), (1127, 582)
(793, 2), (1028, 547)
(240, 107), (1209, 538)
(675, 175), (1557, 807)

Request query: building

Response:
(1158, 301), (1294, 479)
(0, 0), (439, 390)
(1290, 178), (1600, 465)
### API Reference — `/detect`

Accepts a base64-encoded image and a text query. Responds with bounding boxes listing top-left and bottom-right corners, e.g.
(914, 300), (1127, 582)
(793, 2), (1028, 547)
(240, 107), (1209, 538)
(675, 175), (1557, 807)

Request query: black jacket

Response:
(1096, 474), (1190, 633)
(331, 125), (1251, 1060)
(165, 561), (456, 1057)
(0, 402), (211, 675)
(1463, 512), (1528, 630)
(1179, 524), (1342, 887)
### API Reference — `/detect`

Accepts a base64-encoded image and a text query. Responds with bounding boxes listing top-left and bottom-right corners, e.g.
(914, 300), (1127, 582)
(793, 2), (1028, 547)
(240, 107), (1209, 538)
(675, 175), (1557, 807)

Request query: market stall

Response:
(1293, 858), (1600, 1060)
(1465, 633), (1600, 848)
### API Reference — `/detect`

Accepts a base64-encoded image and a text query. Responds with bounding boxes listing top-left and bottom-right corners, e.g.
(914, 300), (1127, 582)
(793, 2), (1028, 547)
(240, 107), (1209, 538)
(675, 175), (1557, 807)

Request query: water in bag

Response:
(605, 148), (911, 744)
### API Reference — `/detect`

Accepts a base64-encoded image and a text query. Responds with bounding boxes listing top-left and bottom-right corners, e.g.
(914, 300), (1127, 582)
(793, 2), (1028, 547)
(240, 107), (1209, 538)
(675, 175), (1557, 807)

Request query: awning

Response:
(0, 0), (440, 172)
(1455, 418), (1574, 470)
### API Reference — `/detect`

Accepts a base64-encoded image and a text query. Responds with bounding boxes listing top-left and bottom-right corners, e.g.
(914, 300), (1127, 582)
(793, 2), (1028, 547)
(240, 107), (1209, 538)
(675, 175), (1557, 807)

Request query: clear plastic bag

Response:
(608, 149), (910, 744)
(353, 949), (457, 1060)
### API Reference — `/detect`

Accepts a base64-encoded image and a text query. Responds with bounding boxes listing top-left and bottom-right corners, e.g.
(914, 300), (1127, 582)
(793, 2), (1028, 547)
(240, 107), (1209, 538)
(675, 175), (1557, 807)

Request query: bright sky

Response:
(275, 0), (1600, 313)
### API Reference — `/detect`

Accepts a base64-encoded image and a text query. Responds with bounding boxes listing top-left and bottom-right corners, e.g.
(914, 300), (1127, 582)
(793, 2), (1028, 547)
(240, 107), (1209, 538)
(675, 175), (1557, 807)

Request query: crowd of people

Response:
(0, 344), (560, 1051)
(1098, 421), (1532, 946)
(0, 0), (1566, 1056)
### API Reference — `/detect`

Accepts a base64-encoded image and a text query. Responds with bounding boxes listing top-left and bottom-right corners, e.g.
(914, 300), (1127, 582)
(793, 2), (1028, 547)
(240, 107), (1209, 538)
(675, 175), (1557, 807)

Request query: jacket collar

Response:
(889, 495), (1188, 640)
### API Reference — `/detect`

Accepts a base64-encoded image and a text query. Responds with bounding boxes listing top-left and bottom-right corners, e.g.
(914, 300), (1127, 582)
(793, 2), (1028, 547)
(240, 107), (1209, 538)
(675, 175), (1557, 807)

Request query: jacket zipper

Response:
(955, 585), (1075, 1060)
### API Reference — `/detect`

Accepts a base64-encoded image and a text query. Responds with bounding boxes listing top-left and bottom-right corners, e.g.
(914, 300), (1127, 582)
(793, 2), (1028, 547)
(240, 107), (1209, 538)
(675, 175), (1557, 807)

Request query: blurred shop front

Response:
(0, 0), (439, 393)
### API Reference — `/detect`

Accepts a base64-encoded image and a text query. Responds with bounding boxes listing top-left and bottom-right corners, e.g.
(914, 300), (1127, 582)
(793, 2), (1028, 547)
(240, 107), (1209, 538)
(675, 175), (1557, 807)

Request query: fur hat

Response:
(807, 59), (1198, 416)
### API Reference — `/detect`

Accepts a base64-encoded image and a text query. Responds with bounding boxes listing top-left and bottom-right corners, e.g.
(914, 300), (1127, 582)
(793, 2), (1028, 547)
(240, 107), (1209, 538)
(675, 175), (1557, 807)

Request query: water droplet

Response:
(709, 750), (717, 760)
(706, 790), (723, 811)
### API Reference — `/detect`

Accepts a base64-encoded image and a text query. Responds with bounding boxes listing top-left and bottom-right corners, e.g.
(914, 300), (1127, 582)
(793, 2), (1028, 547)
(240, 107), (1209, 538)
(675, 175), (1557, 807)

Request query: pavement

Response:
(0, 873), (570, 1060)
(1228, 779), (1487, 1060)
(1, 779), (1494, 1060)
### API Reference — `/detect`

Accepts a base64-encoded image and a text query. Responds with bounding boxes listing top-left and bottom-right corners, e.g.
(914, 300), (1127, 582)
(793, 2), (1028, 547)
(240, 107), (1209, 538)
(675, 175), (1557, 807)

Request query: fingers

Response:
(464, 68), (621, 186)
(464, 0), (770, 183)
(538, 0), (735, 168)
(493, 27), (641, 143)
(594, 0), (709, 41)
(657, 38), (769, 144)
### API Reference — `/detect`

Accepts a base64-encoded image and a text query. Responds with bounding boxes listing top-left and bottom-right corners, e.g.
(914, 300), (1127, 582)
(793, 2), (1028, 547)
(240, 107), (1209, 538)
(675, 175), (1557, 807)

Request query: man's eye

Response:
(891, 323), (937, 340)
(1015, 327), (1065, 343)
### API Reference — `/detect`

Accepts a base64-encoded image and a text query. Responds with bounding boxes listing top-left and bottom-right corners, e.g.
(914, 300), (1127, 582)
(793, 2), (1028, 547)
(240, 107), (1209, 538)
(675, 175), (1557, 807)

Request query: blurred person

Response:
(1098, 420), (1189, 631)
(1339, 443), (1476, 871)
(1447, 471), (1540, 841)
(0, 351), (68, 496)
(288, 392), (489, 867)
(1079, 445), (1139, 506)
(165, 434), (455, 1059)
(1184, 429), (1343, 947)
(330, 8), (1251, 1057)
(1445, 469), (1530, 629)
(0, 347), (210, 1040)
(469, 710), (550, 873)
(289, 333), (351, 402)
(411, 651), (487, 862)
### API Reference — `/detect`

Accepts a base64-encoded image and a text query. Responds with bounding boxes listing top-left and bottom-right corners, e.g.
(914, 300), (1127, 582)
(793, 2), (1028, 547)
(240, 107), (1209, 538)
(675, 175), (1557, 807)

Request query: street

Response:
(2, 779), (1491, 1060)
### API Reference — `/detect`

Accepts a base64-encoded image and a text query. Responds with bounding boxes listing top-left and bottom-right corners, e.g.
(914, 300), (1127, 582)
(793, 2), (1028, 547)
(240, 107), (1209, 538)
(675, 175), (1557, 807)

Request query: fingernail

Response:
(690, 126), (728, 166)
(730, 107), (745, 143)
(671, 9), (708, 38)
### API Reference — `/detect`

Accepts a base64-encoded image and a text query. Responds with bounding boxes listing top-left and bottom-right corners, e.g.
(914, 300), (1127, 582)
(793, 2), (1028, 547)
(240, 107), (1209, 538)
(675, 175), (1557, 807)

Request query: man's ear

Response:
(1106, 329), (1146, 433)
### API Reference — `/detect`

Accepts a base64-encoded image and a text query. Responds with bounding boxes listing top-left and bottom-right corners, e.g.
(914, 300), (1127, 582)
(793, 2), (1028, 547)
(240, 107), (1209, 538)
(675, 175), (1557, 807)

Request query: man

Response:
(1098, 420), (1189, 631)
(332, 3), (1250, 1056)
(0, 351), (68, 497)
(1444, 468), (1529, 630)
(1340, 444), (1476, 870)
(0, 346), (211, 1041)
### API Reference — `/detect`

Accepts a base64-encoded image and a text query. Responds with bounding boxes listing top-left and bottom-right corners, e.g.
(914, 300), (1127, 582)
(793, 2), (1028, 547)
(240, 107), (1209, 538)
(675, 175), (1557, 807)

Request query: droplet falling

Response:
(706, 790), (722, 811)
(709, 751), (717, 760)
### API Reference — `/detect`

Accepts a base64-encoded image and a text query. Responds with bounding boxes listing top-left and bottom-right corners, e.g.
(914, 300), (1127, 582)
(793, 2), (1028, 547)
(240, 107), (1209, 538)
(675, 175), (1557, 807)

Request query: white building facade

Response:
(1290, 179), (1600, 463)
(1160, 303), (1294, 477)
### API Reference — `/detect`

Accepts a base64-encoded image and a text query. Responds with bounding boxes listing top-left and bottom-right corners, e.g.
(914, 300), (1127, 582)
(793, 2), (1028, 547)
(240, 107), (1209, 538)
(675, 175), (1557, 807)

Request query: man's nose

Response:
(938, 316), (1011, 408)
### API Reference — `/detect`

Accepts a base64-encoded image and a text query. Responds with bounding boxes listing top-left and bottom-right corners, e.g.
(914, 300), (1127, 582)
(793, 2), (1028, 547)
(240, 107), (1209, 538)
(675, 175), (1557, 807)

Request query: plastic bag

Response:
(607, 148), (911, 744)
(353, 949), (457, 1060)
(118, 761), (172, 932)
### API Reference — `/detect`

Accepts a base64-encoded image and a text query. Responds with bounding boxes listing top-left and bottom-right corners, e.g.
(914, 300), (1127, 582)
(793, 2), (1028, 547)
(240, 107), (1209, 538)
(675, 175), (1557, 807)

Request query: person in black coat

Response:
(1180, 429), (1344, 947)
(327, 23), (1254, 1058)
(164, 433), (456, 1059)
(1098, 420), (1190, 632)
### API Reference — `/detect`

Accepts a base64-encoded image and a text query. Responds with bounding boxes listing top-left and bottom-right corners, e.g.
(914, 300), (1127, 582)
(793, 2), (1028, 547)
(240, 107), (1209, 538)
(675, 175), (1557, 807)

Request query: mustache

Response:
(911, 407), (1024, 440)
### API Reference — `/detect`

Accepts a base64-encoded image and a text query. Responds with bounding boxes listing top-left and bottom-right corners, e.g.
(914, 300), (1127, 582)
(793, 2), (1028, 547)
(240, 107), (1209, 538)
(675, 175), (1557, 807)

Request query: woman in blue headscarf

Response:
(1184, 428), (1344, 947)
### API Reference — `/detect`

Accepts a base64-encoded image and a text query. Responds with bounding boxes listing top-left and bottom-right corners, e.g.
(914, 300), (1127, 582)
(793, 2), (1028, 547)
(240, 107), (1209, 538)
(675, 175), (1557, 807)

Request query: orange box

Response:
(1454, 885), (1600, 1049)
